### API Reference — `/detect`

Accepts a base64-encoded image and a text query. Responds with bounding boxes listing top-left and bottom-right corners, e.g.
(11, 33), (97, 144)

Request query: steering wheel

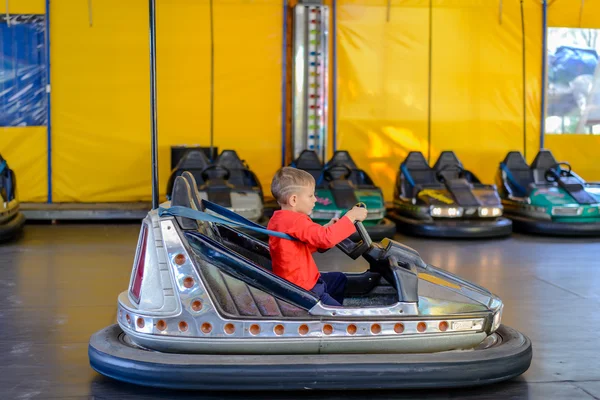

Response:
(322, 163), (353, 181)
(200, 165), (231, 181)
(435, 164), (465, 183)
(544, 162), (572, 182)
(335, 203), (373, 260)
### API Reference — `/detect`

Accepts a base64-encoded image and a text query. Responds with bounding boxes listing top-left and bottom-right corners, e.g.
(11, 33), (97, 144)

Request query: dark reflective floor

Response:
(1, 224), (599, 399)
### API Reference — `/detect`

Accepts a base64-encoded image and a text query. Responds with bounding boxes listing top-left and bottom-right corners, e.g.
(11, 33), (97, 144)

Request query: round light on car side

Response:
(491, 305), (503, 333)
(480, 208), (489, 217)
(432, 207), (442, 216)
(492, 207), (502, 216)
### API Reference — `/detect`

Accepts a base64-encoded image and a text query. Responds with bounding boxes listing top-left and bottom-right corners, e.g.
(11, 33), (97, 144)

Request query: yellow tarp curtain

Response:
(4, 0), (600, 202)
(50, 0), (283, 202)
(548, 0), (600, 29)
(0, 0), (43, 14)
(337, 0), (542, 201)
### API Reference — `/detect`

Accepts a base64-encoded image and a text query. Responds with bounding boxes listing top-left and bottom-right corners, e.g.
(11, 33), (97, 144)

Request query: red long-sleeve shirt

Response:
(267, 210), (356, 290)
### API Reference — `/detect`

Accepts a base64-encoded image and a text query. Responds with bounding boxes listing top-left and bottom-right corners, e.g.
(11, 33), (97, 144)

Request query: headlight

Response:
(430, 206), (464, 218)
(478, 207), (503, 217)
(551, 206), (583, 216)
(491, 304), (503, 333)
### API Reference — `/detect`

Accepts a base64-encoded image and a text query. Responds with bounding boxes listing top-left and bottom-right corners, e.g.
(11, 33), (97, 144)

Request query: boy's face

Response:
(289, 184), (317, 215)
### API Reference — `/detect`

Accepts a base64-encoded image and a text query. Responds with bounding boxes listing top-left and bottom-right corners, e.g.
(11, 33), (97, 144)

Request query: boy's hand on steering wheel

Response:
(345, 206), (368, 223)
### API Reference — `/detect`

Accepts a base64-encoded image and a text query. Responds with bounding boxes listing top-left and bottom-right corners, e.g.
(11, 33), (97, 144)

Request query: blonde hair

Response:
(271, 167), (315, 205)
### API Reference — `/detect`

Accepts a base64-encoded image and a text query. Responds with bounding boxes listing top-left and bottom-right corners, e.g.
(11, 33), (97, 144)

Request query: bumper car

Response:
(88, 175), (532, 390)
(291, 150), (396, 241)
(166, 148), (268, 238)
(498, 149), (600, 236)
(0, 155), (25, 242)
(388, 151), (512, 238)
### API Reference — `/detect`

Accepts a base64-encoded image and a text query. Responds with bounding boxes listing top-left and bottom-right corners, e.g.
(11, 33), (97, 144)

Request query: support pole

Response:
(520, 0), (527, 159)
(149, 0), (159, 209)
(427, 0), (433, 164)
(5, 0), (10, 27)
(332, 0), (337, 152)
(540, 0), (547, 148)
(281, 0), (288, 166)
(45, 0), (52, 203)
(209, 0), (215, 161)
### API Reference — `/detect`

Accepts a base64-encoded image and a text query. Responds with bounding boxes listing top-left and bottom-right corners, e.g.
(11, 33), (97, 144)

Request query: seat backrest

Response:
(172, 149), (211, 186)
(0, 156), (16, 202)
(433, 151), (464, 181)
(216, 150), (258, 188)
(530, 150), (558, 184)
(401, 151), (438, 185)
(500, 151), (534, 196)
(291, 150), (323, 181)
(327, 150), (358, 169)
(325, 151), (372, 186)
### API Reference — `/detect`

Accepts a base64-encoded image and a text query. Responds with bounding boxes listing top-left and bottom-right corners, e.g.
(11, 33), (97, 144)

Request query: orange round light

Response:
(417, 322), (427, 332)
(439, 321), (449, 332)
(371, 324), (381, 334)
(183, 276), (194, 288)
(179, 321), (188, 332)
(175, 253), (186, 265)
(274, 324), (284, 336)
(224, 323), (235, 335)
(323, 324), (333, 335)
(250, 324), (261, 335)
(298, 324), (309, 336)
(201, 322), (212, 334)
(156, 320), (166, 331)
(136, 317), (145, 328)
(347, 324), (357, 335)
(191, 300), (203, 312)
(394, 323), (404, 334)
(126, 314), (131, 324)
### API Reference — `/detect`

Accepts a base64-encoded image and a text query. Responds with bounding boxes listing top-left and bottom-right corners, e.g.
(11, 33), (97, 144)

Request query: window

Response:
(546, 27), (600, 135)
(0, 14), (47, 127)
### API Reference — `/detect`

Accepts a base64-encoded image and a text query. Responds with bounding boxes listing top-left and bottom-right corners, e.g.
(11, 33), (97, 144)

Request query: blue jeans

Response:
(310, 272), (348, 306)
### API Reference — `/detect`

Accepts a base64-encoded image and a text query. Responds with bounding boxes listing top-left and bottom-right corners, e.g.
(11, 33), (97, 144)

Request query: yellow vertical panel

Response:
(51, 0), (151, 202)
(546, 135), (600, 182)
(0, 0), (44, 14)
(337, 0), (430, 200)
(158, 0), (282, 197)
(212, 0), (283, 191)
(548, 0), (600, 28)
(0, 127), (47, 202)
(156, 0), (211, 198)
(430, 0), (541, 184)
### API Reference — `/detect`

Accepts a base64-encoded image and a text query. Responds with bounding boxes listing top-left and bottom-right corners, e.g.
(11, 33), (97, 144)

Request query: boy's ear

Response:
(288, 193), (297, 206)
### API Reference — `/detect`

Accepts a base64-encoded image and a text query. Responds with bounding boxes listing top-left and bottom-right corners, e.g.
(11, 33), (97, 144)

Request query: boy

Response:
(267, 167), (368, 306)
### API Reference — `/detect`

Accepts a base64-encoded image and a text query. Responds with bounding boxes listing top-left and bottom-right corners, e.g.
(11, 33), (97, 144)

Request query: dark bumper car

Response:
(291, 150), (396, 241)
(89, 175), (531, 390)
(166, 148), (268, 238)
(0, 155), (25, 242)
(498, 150), (600, 236)
(388, 151), (512, 238)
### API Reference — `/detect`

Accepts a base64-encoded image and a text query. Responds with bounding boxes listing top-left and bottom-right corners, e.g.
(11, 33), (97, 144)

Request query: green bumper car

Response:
(291, 150), (396, 241)
(498, 150), (600, 236)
